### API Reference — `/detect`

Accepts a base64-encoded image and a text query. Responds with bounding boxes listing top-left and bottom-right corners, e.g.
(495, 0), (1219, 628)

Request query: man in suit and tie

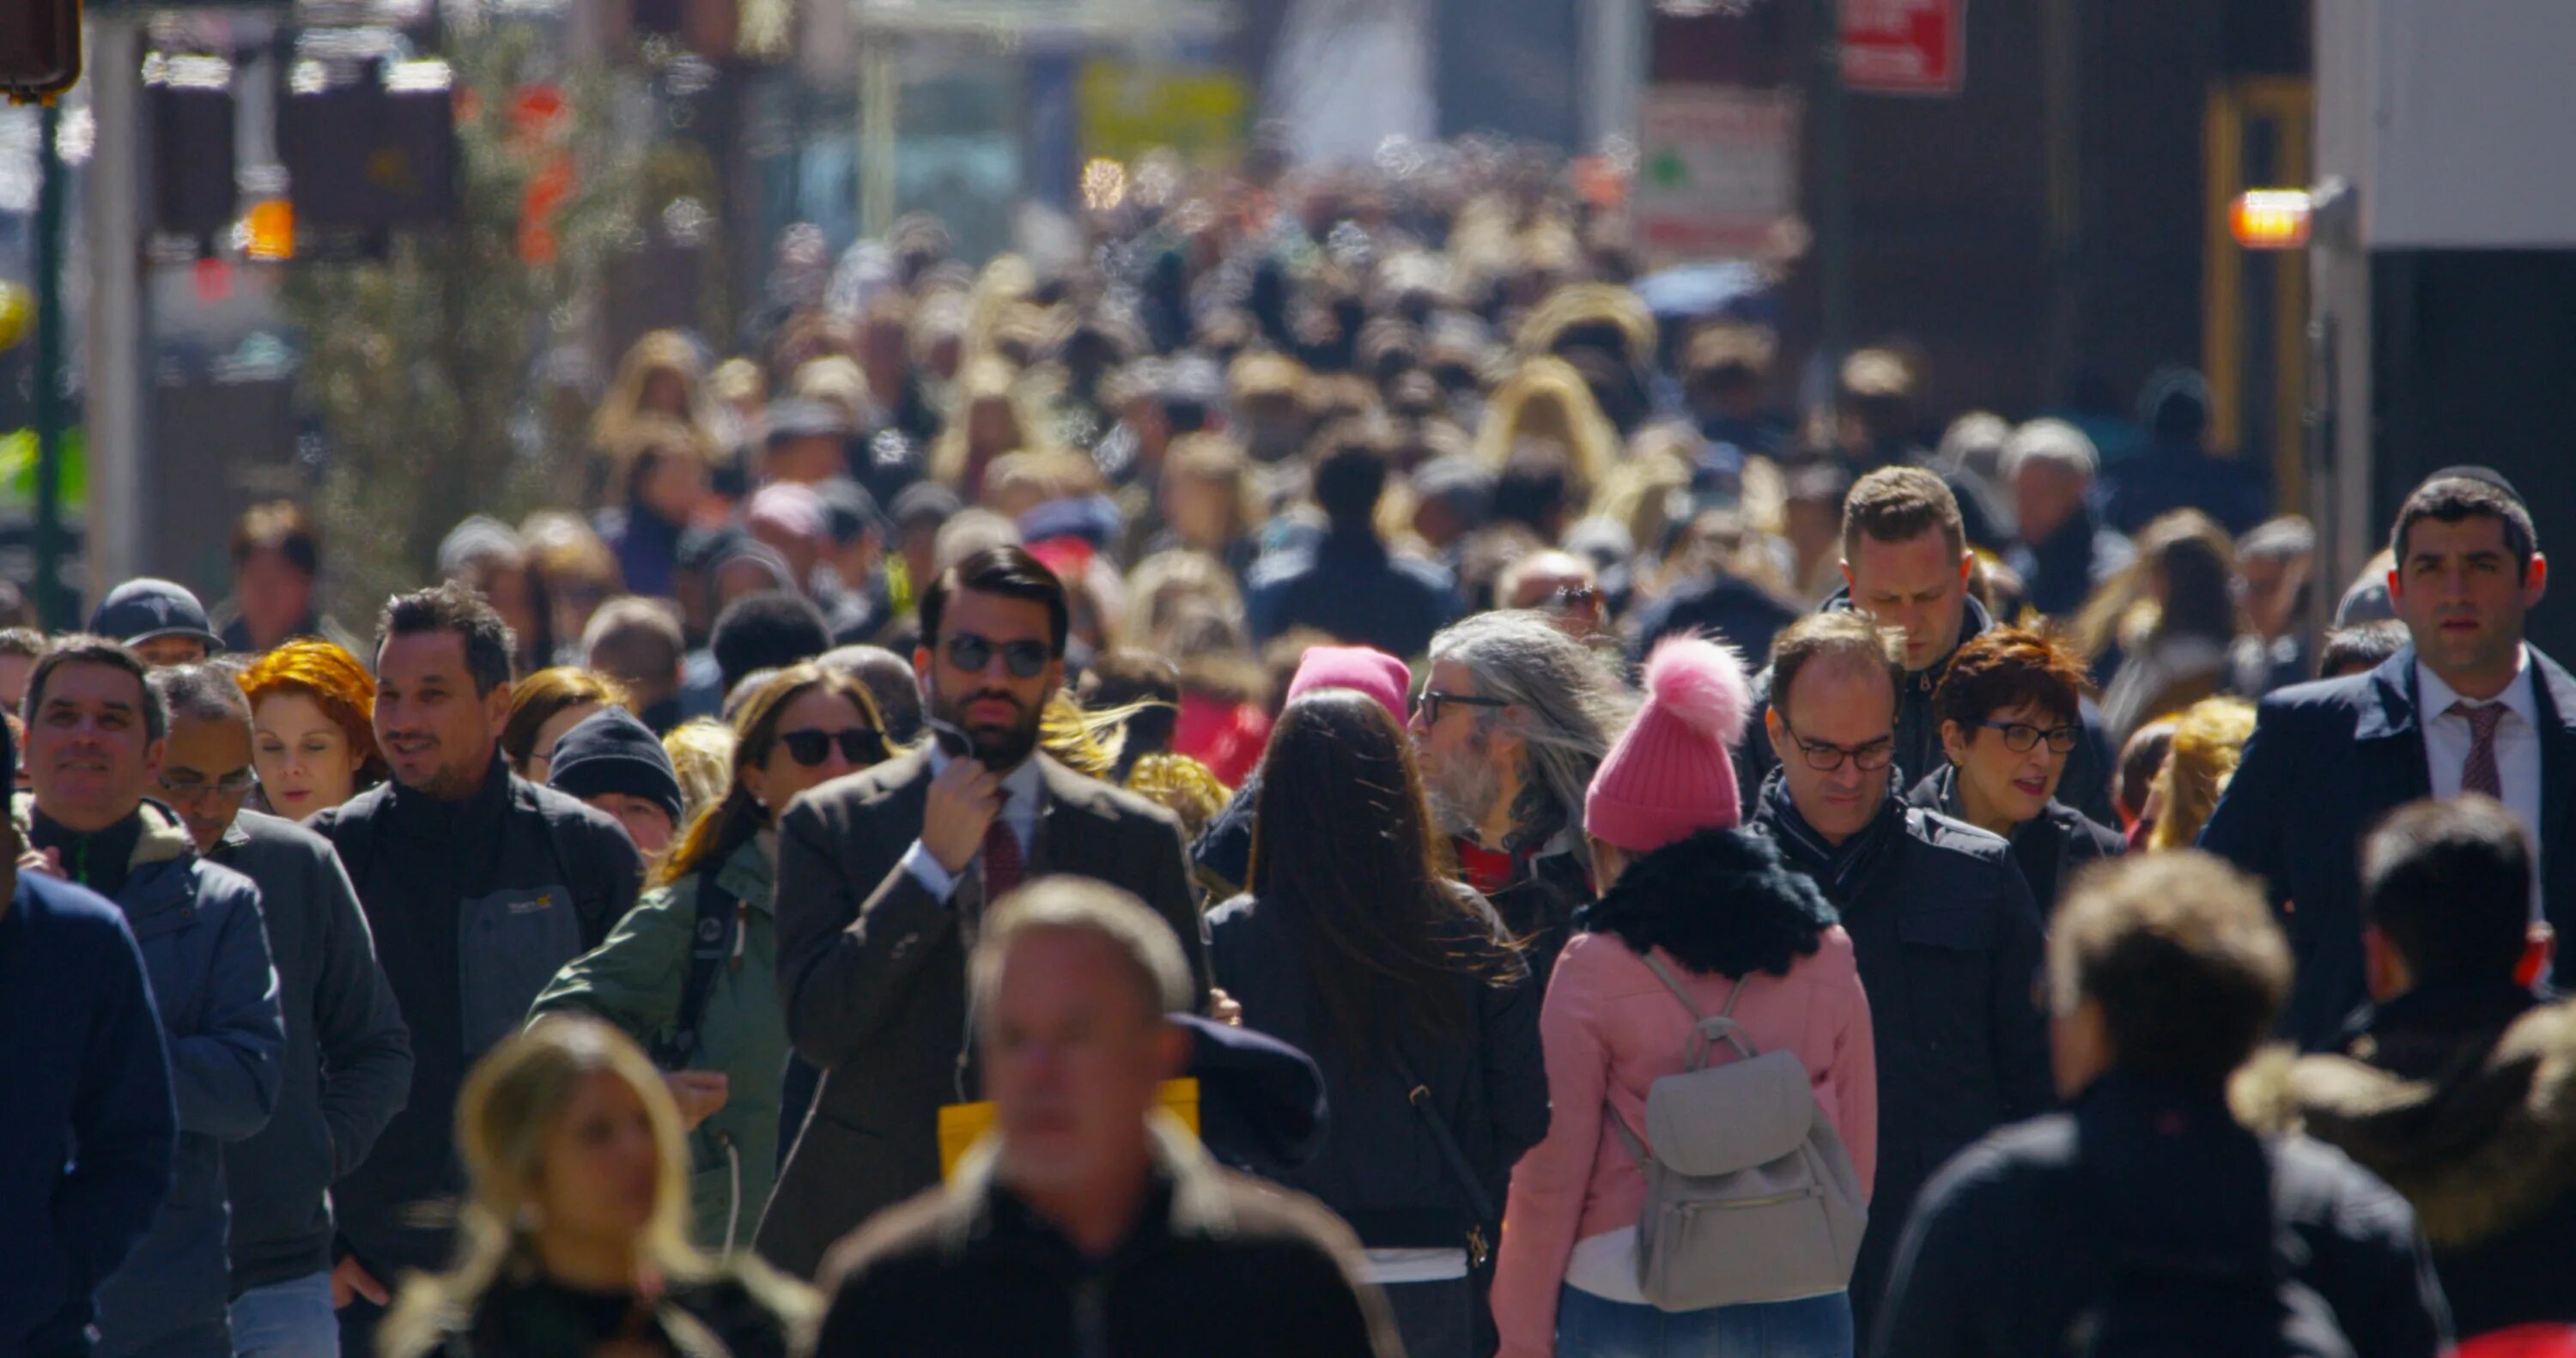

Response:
(759, 544), (1212, 1277)
(2202, 470), (2574, 1049)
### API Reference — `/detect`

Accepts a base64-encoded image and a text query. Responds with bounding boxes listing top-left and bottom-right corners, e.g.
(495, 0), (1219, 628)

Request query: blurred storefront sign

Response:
(1077, 61), (1246, 167)
(1839, 0), (1963, 96)
(1633, 84), (1799, 263)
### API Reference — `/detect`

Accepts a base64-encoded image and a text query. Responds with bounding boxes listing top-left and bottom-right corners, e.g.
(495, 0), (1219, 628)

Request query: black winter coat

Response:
(1738, 591), (2122, 827)
(1206, 887), (1546, 1248)
(1750, 790), (2054, 1333)
(1875, 1070), (2449, 1358)
(1904, 766), (2123, 917)
(2238, 981), (2576, 1339)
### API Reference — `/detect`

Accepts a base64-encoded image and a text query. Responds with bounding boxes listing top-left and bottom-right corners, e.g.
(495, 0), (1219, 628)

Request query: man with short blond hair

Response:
(812, 877), (1399, 1357)
(1739, 466), (2117, 823)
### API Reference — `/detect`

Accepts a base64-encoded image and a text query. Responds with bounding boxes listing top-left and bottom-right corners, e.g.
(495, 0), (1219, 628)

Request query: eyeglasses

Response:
(162, 769), (256, 798)
(1411, 689), (1510, 726)
(778, 728), (890, 768)
(1777, 714), (1896, 773)
(1550, 584), (1601, 614)
(1980, 720), (2081, 755)
(943, 633), (1051, 680)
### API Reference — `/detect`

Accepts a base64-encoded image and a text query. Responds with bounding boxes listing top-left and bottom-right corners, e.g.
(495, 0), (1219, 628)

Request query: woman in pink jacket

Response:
(1493, 636), (1878, 1357)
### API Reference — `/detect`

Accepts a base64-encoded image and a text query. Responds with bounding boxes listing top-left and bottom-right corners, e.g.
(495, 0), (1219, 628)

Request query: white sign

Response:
(1634, 86), (1801, 262)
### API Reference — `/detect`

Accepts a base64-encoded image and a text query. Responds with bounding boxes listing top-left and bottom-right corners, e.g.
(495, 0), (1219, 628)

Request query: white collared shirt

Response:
(898, 748), (1044, 903)
(2419, 648), (2545, 921)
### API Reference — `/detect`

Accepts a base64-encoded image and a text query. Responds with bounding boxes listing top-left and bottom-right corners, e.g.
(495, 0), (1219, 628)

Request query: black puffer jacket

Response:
(1206, 886), (1546, 1249)
(1904, 765), (2123, 917)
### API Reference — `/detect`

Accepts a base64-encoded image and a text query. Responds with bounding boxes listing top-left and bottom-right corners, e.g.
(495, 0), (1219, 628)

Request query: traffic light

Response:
(1, 0), (82, 104)
(279, 57), (458, 232)
(147, 54), (239, 246)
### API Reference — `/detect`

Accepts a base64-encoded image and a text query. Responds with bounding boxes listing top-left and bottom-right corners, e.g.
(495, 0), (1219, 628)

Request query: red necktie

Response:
(982, 816), (1024, 899)
(2451, 700), (2506, 799)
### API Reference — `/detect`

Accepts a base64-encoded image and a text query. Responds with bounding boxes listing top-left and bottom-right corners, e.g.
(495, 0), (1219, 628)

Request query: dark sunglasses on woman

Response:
(778, 728), (890, 767)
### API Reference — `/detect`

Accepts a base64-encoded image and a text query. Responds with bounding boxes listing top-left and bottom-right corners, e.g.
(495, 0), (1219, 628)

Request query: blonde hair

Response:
(1126, 753), (1231, 843)
(661, 719), (737, 830)
(381, 1019), (813, 1354)
(2148, 696), (2258, 852)
(592, 330), (720, 458)
(1474, 355), (1619, 506)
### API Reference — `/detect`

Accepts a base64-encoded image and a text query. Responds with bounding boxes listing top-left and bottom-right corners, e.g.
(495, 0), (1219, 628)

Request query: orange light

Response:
(2231, 189), (2312, 251)
(244, 198), (294, 260)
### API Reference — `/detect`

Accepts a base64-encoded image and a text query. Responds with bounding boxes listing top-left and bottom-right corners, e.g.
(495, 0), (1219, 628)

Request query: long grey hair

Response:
(1428, 611), (1637, 851)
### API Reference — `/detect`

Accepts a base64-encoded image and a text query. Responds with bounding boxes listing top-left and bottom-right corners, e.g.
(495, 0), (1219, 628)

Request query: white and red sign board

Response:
(1633, 86), (1802, 262)
(1841, 0), (1965, 96)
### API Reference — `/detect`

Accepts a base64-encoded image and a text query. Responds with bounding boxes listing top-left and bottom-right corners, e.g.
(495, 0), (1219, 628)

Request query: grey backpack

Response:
(1604, 953), (1868, 1311)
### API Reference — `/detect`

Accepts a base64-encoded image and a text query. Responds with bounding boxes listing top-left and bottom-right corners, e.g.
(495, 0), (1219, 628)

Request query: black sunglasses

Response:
(1411, 688), (1510, 726)
(944, 633), (1051, 680)
(778, 728), (890, 768)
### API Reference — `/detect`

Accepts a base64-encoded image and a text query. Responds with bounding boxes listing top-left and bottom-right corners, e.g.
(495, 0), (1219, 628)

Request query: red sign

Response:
(1840, 0), (1965, 95)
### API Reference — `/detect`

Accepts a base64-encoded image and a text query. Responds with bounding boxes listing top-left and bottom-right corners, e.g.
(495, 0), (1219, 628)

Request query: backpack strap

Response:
(658, 869), (740, 1068)
(1642, 951), (1759, 1066)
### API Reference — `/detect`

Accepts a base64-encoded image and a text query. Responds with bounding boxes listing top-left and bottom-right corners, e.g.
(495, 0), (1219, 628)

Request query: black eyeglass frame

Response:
(1410, 689), (1510, 726)
(777, 728), (890, 768)
(1777, 712), (1897, 773)
(943, 632), (1051, 680)
(1978, 719), (2081, 755)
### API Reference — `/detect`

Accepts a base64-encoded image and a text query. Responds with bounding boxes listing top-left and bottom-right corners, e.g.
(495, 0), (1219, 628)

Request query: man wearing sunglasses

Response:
(762, 544), (1212, 1279)
(149, 665), (411, 1358)
(1747, 612), (2050, 1337)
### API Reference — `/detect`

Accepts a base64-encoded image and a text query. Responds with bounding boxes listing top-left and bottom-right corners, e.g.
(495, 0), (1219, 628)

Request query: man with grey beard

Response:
(1409, 611), (1635, 979)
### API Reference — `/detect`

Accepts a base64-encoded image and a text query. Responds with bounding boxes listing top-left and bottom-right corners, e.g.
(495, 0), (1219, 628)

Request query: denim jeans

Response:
(228, 1271), (338, 1358)
(1556, 1286), (1853, 1358)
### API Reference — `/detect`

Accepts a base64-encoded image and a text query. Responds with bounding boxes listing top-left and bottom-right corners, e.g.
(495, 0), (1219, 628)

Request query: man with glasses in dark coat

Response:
(761, 545), (1212, 1278)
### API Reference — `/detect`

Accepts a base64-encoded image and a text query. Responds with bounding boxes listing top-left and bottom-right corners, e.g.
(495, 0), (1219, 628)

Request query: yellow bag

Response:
(937, 1079), (1202, 1179)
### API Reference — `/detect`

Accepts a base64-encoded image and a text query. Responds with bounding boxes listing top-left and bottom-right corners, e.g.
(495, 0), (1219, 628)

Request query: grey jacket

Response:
(759, 750), (1211, 1278)
(209, 810), (411, 1294)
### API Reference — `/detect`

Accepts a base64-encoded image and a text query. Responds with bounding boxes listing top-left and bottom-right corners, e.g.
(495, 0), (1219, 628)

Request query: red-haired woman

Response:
(238, 640), (386, 822)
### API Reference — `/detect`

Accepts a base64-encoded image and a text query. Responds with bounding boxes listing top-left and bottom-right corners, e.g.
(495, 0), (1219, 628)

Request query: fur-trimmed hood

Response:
(2233, 999), (2576, 1247)
(1583, 825), (1838, 980)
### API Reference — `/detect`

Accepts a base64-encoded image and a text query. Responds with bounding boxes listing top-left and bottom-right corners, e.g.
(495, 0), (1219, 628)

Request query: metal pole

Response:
(32, 100), (68, 629)
(1814, 0), (1850, 363)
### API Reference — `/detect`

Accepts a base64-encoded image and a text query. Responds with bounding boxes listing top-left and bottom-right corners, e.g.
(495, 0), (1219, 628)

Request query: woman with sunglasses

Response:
(1905, 627), (2124, 916)
(530, 664), (889, 1252)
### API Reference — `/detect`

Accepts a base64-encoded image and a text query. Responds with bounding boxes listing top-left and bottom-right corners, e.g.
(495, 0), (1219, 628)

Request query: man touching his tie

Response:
(2204, 470), (2576, 1048)
(758, 545), (1212, 1278)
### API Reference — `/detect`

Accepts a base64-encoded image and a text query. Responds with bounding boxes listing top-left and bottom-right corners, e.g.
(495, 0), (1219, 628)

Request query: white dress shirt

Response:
(898, 748), (1045, 902)
(2419, 649), (2545, 920)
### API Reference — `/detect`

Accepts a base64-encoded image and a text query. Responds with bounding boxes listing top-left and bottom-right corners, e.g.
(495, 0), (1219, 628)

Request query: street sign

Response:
(1841, 0), (1965, 96)
(1633, 85), (1801, 264)
(1077, 61), (1248, 167)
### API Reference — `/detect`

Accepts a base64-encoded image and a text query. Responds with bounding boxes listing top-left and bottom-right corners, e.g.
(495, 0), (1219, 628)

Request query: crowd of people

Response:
(6, 145), (2576, 1358)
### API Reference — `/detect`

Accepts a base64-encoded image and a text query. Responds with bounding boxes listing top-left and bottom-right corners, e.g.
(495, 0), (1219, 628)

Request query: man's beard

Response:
(1421, 741), (1503, 841)
(935, 688), (1044, 772)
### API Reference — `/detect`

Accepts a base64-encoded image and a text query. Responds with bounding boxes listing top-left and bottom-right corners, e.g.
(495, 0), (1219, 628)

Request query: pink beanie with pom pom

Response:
(1584, 635), (1755, 852)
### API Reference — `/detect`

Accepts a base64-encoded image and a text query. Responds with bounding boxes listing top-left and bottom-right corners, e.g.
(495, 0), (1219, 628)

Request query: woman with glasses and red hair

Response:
(1905, 627), (2125, 916)
(530, 663), (889, 1253)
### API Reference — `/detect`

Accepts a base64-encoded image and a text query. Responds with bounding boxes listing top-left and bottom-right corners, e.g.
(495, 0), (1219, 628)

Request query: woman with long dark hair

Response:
(1208, 688), (1546, 1358)
(530, 664), (887, 1252)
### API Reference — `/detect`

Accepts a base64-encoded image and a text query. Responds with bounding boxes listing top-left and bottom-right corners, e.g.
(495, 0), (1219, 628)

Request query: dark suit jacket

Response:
(757, 749), (1211, 1277)
(2198, 644), (2576, 1049)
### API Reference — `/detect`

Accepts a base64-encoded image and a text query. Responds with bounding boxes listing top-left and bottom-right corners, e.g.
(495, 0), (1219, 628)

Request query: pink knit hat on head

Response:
(1285, 646), (1413, 725)
(1584, 636), (1754, 853)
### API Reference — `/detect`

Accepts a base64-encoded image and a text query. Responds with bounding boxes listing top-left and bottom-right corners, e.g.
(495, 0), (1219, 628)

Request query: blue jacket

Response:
(2200, 644), (2576, 1049)
(0, 871), (177, 1358)
(45, 802), (287, 1357)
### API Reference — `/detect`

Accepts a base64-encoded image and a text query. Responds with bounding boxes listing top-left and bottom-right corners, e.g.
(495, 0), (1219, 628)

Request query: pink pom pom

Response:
(1643, 636), (1753, 744)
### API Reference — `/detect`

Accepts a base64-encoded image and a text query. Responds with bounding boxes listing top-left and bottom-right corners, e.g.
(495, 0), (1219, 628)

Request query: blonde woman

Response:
(2146, 695), (2257, 852)
(380, 1017), (812, 1357)
(1473, 355), (1620, 507)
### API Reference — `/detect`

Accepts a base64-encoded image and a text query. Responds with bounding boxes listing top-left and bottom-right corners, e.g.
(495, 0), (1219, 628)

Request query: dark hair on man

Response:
(1768, 611), (1904, 724)
(2051, 852), (2292, 1093)
(818, 645), (926, 746)
(709, 591), (831, 697)
(232, 500), (323, 577)
(380, 581), (518, 696)
(919, 544), (1071, 659)
(2318, 620), (2410, 680)
(27, 636), (169, 742)
(2391, 476), (2538, 579)
(1841, 465), (1965, 561)
(1309, 421), (1393, 534)
(2117, 718), (2177, 823)
(582, 597), (687, 685)
(2362, 796), (2533, 988)
(0, 626), (46, 660)
(1935, 627), (2089, 734)
(149, 663), (252, 725)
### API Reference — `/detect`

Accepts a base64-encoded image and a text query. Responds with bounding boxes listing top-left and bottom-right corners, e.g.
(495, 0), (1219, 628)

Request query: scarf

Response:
(1756, 768), (1904, 904)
